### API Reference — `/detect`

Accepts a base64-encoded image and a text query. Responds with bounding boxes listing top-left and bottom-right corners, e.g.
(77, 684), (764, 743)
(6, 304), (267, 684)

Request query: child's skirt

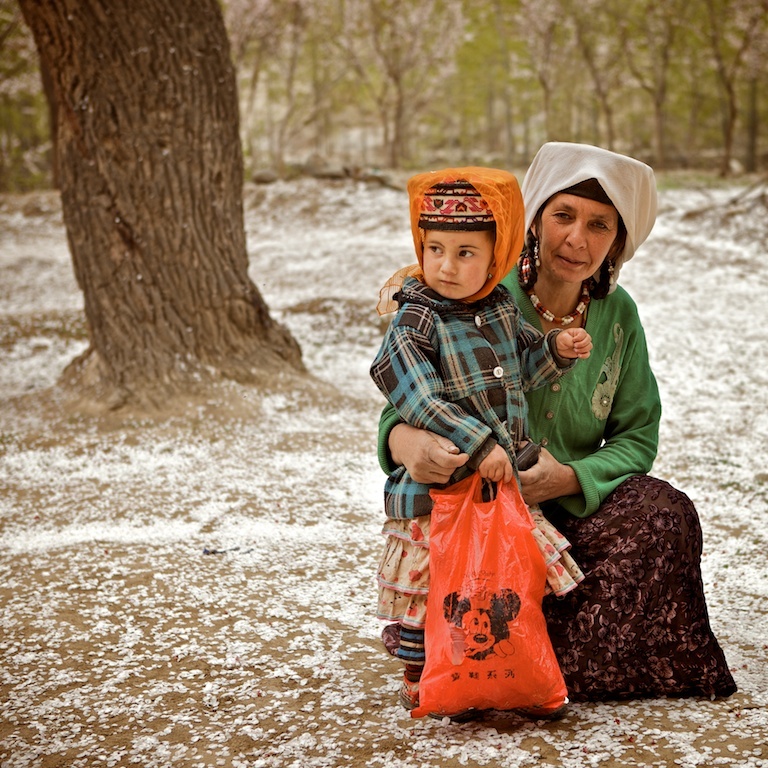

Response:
(377, 516), (431, 629)
(377, 506), (584, 621)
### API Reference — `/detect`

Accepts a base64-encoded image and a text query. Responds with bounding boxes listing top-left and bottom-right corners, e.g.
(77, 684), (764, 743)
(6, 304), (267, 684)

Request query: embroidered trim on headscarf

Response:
(420, 181), (495, 231)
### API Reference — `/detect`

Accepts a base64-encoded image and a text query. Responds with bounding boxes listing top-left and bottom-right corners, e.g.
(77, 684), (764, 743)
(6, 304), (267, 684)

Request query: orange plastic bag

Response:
(411, 472), (567, 718)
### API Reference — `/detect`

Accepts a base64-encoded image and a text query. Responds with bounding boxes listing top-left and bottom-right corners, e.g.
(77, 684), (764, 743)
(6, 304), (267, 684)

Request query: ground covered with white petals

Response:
(1, 176), (767, 768)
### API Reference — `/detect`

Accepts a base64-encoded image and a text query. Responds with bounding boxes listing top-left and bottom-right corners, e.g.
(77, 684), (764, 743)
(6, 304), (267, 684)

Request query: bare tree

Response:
(516, 0), (576, 142)
(225, 0), (284, 122)
(558, 0), (625, 151)
(334, 0), (465, 169)
(743, 35), (767, 173)
(617, 0), (689, 169)
(0, 3), (49, 188)
(18, 0), (304, 410)
(703, 0), (768, 175)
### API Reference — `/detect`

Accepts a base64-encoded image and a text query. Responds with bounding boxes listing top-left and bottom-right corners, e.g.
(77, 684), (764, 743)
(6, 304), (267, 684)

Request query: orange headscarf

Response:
(377, 167), (525, 314)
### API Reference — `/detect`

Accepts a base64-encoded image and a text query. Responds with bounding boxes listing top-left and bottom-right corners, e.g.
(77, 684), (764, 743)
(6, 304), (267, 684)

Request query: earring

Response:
(519, 253), (532, 283)
(533, 239), (540, 268)
(607, 260), (615, 279)
(487, 272), (493, 280)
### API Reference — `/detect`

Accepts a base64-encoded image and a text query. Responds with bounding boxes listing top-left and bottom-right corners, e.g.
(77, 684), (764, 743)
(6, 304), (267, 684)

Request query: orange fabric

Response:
(377, 167), (525, 315)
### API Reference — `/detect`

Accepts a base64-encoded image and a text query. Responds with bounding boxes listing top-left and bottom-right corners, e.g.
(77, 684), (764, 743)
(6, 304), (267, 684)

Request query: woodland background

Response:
(2, 0), (768, 193)
(2, 2), (768, 765)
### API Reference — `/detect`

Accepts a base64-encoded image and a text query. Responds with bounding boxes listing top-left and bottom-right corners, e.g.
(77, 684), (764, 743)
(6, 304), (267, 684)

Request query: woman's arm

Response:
(388, 422), (469, 484)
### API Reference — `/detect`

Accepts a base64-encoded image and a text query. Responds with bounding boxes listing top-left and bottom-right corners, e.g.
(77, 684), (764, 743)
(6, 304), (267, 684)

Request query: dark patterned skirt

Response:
(541, 475), (737, 702)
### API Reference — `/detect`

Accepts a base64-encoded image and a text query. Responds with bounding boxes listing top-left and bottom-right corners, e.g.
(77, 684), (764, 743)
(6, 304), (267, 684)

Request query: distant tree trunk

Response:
(719, 80), (739, 176)
(745, 76), (758, 173)
(38, 57), (59, 189)
(652, 97), (667, 170)
(18, 0), (303, 408)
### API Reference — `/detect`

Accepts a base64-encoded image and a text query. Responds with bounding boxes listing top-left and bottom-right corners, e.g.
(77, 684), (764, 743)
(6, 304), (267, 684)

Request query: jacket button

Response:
(475, 315), (482, 327)
(493, 366), (504, 378)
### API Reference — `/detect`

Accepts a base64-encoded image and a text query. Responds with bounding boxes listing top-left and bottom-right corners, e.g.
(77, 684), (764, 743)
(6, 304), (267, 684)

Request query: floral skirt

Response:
(376, 501), (585, 630)
(376, 517), (431, 629)
(541, 475), (737, 702)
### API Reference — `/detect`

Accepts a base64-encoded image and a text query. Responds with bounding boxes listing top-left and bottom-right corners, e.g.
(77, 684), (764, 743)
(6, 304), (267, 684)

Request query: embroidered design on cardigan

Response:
(591, 323), (624, 420)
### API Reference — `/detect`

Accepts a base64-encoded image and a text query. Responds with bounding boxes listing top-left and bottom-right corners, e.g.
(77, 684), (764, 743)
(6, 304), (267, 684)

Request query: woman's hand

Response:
(389, 423), (469, 484)
(518, 447), (581, 504)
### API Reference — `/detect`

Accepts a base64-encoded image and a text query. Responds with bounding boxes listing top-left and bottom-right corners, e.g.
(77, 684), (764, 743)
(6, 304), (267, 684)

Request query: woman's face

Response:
(533, 193), (620, 286)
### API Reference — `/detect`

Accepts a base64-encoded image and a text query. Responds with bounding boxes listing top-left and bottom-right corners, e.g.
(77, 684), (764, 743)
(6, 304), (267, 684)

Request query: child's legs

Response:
(397, 625), (425, 666)
(397, 625), (425, 709)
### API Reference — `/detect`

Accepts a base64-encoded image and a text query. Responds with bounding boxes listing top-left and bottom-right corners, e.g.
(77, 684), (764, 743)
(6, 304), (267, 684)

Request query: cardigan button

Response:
(545, 410), (554, 420)
(551, 383), (561, 392)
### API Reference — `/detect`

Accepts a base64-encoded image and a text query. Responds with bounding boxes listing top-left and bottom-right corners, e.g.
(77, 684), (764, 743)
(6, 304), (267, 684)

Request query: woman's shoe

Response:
(428, 708), (483, 723)
(512, 699), (569, 721)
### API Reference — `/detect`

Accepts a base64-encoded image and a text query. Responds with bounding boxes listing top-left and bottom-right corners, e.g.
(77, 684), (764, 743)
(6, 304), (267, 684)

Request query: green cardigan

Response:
(377, 267), (661, 518)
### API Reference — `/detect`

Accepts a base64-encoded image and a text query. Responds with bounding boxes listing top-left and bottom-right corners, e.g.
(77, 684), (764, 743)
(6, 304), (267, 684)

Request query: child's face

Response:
(422, 229), (495, 301)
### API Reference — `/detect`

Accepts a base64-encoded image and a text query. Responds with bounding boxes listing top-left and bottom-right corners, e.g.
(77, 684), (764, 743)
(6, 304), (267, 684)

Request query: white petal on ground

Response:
(1, 179), (766, 768)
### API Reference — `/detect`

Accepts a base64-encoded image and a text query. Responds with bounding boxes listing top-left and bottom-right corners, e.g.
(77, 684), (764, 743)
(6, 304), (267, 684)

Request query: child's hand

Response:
(478, 444), (514, 484)
(556, 328), (592, 359)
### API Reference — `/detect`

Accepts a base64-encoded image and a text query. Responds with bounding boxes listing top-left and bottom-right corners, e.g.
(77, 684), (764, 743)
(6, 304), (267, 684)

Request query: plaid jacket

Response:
(370, 277), (572, 518)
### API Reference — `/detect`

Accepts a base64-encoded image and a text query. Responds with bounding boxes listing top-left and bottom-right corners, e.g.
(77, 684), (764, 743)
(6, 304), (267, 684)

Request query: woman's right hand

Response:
(388, 423), (469, 484)
(518, 447), (581, 504)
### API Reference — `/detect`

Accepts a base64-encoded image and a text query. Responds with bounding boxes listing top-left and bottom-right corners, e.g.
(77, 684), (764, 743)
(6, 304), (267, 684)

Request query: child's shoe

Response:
(398, 677), (420, 711)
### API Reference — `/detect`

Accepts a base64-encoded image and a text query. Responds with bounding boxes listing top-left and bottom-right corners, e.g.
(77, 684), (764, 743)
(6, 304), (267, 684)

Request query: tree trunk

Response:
(38, 56), (59, 189)
(720, 82), (738, 176)
(745, 75), (758, 173)
(18, 0), (303, 408)
(653, 97), (666, 171)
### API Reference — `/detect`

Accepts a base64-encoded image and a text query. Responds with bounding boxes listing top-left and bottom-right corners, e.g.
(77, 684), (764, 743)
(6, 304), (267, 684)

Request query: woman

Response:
(379, 142), (736, 702)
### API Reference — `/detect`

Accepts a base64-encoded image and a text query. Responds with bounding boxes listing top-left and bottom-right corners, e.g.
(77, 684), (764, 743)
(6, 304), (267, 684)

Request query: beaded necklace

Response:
(527, 282), (591, 326)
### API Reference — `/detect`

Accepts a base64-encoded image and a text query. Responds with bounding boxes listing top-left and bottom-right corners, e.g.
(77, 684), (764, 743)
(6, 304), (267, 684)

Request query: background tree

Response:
(225, 0), (288, 169)
(617, 0), (689, 168)
(332, 0), (465, 169)
(0, 2), (49, 190)
(560, 0), (626, 151)
(515, 0), (576, 141)
(18, 0), (304, 410)
(703, 0), (768, 175)
(6, 0), (768, 194)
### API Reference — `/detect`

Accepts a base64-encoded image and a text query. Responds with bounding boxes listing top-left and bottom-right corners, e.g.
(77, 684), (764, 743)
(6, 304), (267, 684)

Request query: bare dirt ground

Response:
(1, 181), (767, 768)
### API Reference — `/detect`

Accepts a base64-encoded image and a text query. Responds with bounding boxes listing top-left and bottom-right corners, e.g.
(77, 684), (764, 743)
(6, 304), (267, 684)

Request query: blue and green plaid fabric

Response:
(371, 278), (571, 519)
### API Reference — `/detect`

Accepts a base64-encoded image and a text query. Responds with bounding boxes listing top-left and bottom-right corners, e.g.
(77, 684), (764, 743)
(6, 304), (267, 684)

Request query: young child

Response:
(370, 167), (590, 713)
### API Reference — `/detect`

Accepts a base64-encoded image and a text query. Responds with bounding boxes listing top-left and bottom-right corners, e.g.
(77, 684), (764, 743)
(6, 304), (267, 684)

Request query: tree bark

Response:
(18, 0), (304, 408)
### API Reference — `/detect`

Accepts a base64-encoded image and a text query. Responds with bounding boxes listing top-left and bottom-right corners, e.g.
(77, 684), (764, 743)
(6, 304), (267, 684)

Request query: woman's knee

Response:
(616, 475), (703, 557)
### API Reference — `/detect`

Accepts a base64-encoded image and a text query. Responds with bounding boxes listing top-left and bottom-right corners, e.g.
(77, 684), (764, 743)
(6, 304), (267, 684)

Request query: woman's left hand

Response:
(518, 447), (581, 504)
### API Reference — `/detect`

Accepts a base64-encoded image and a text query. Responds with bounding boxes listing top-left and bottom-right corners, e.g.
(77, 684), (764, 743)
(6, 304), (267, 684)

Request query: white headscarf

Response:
(521, 142), (658, 290)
